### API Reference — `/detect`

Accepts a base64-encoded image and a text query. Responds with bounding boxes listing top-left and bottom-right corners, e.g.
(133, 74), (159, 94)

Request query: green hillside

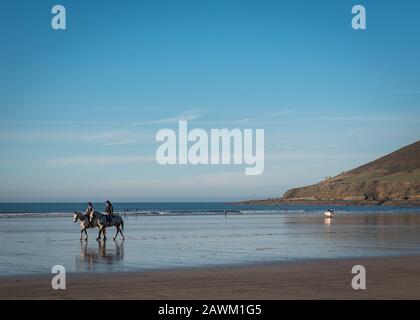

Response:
(283, 140), (420, 201)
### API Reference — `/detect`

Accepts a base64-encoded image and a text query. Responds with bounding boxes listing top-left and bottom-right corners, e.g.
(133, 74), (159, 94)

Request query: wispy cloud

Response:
(263, 110), (293, 118)
(234, 109), (292, 123)
(141, 109), (202, 125)
(104, 140), (137, 146)
(318, 114), (420, 122)
(234, 118), (255, 123)
(47, 155), (153, 166)
(82, 130), (131, 141)
(0, 129), (150, 146)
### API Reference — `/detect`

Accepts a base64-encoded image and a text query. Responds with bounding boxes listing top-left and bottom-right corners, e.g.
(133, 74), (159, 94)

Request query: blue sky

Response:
(0, 0), (419, 201)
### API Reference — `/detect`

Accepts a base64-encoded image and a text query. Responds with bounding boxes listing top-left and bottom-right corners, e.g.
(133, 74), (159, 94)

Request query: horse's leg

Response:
(114, 225), (120, 240)
(84, 228), (88, 241)
(102, 226), (107, 240)
(97, 226), (102, 241)
(80, 228), (84, 241)
(119, 226), (125, 241)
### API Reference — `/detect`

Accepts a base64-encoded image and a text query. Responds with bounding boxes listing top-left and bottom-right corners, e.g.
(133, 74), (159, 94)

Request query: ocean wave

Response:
(0, 209), (290, 218)
(0, 212), (73, 218)
(1, 207), (419, 218)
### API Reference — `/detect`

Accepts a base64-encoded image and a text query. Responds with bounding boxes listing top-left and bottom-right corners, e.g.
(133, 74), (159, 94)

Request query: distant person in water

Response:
(105, 200), (113, 225)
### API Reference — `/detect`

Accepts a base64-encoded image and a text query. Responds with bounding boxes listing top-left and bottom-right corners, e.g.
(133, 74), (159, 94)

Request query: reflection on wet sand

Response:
(324, 217), (334, 226)
(76, 240), (124, 271)
(286, 213), (420, 226)
(323, 217), (335, 241)
(287, 213), (420, 248)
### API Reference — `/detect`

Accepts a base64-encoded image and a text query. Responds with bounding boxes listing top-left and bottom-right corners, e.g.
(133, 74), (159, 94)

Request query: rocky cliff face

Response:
(283, 140), (420, 201)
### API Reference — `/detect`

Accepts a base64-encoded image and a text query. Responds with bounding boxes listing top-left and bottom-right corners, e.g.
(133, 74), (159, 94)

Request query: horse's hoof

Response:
(85, 238), (88, 242)
(103, 237), (107, 240)
(113, 237), (116, 241)
(96, 238), (100, 241)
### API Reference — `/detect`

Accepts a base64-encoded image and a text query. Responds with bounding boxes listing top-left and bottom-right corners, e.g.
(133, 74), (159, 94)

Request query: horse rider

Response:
(105, 200), (113, 225)
(85, 202), (95, 226)
(85, 202), (95, 217)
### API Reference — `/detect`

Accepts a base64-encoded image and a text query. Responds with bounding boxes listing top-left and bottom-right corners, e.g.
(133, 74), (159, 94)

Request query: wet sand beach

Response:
(2, 208), (420, 299)
(3, 212), (420, 276)
(2, 255), (420, 299)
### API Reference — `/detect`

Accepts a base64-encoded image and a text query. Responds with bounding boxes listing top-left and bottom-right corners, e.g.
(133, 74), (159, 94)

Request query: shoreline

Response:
(235, 199), (420, 207)
(2, 255), (420, 299)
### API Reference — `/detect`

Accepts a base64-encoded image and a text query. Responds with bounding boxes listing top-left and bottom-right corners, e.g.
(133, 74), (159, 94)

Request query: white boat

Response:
(324, 210), (335, 217)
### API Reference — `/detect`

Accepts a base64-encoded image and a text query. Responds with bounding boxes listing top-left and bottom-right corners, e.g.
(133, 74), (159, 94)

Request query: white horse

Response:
(73, 211), (100, 241)
(89, 211), (125, 241)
